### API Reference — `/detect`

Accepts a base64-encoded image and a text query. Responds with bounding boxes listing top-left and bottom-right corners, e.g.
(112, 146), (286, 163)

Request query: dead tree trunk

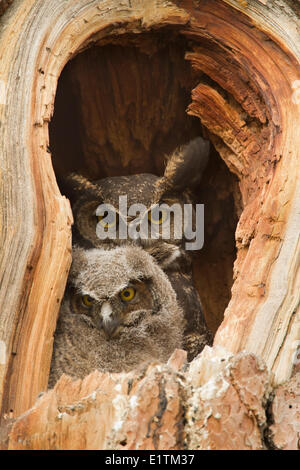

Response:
(0, 0), (299, 450)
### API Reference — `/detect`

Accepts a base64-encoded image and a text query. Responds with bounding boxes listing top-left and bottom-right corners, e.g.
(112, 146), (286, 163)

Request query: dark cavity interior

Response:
(49, 31), (239, 335)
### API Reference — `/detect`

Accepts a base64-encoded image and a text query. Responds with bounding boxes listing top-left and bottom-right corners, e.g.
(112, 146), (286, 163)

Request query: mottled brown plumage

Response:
(59, 137), (212, 361)
(49, 246), (184, 387)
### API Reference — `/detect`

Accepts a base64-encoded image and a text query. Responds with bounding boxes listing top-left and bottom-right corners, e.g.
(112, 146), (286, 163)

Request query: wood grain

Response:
(0, 0), (299, 441)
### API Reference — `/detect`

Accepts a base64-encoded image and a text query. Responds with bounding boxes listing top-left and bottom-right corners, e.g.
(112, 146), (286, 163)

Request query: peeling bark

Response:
(266, 372), (300, 450)
(4, 348), (299, 450)
(0, 0), (299, 449)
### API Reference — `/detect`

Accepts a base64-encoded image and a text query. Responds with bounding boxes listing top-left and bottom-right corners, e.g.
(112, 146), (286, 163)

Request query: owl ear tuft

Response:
(59, 173), (104, 205)
(154, 137), (210, 200)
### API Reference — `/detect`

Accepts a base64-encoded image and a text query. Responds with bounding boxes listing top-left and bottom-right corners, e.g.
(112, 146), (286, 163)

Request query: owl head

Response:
(61, 137), (210, 265)
(49, 245), (185, 385)
(65, 245), (184, 350)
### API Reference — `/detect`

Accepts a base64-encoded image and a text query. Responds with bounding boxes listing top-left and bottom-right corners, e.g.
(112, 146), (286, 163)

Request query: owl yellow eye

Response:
(148, 208), (168, 225)
(81, 295), (94, 307)
(120, 287), (136, 302)
(97, 210), (118, 228)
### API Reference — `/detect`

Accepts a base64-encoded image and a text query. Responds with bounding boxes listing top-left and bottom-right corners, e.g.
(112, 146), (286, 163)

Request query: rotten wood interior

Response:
(1, 0), (299, 429)
(50, 31), (239, 335)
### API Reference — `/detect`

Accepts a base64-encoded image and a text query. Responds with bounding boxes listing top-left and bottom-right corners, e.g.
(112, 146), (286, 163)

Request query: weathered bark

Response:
(183, 0), (300, 385)
(0, 0), (299, 450)
(5, 348), (300, 450)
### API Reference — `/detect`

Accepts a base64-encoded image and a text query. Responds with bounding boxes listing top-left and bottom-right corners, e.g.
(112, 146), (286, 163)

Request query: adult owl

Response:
(59, 137), (212, 360)
(48, 246), (184, 387)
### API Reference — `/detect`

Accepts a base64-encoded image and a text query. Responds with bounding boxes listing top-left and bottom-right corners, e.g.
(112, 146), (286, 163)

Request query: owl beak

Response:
(102, 319), (120, 339)
(100, 302), (120, 339)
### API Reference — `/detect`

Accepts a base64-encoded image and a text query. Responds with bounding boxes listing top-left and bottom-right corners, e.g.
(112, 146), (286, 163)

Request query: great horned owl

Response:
(48, 245), (184, 388)
(59, 137), (212, 360)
